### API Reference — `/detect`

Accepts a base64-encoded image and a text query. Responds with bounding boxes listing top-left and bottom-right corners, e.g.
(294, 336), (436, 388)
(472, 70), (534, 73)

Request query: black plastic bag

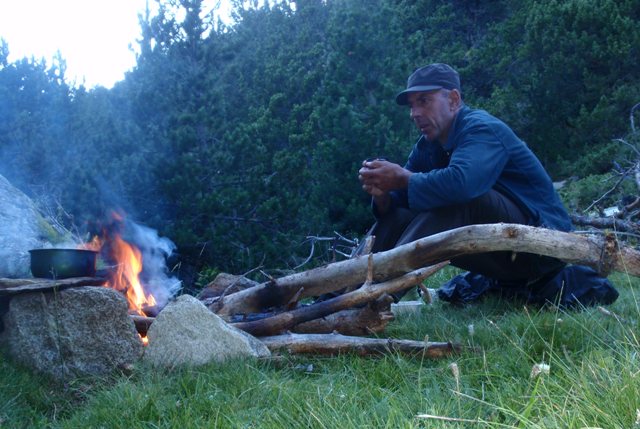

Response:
(437, 265), (618, 307)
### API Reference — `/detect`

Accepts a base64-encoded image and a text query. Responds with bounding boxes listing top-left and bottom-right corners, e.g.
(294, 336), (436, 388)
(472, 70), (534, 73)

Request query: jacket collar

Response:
(442, 105), (469, 152)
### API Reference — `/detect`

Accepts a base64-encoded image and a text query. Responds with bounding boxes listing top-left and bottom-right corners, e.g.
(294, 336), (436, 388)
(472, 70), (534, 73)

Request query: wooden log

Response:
(231, 262), (448, 336)
(292, 294), (395, 336)
(213, 223), (640, 317)
(292, 307), (394, 336)
(259, 332), (462, 357)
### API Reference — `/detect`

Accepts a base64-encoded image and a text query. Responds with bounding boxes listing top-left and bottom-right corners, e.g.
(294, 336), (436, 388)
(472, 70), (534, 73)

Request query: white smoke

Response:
(124, 219), (182, 310)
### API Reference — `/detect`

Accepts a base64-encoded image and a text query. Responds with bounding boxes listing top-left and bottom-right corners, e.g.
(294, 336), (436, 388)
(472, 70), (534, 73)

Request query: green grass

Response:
(2, 271), (640, 428)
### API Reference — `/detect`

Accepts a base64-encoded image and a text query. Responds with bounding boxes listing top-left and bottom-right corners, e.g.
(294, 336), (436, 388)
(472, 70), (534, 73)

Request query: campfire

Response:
(83, 227), (154, 316)
(80, 210), (180, 319)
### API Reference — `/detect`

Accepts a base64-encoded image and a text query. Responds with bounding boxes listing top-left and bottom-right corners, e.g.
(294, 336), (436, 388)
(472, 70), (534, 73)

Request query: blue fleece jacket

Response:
(386, 106), (572, 231)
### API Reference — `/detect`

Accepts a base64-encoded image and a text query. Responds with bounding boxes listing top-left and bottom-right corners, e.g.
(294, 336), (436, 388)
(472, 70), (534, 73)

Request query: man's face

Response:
(407, 90), (457, 144)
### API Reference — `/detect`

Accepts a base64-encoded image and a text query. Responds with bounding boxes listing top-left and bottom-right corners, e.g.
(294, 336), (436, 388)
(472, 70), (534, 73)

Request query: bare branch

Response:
(573, 229), (640, 240)
(583, 165), (633, 213)
(294, 232), (360, 269)
(570, 213), (640, 234)
(293, 239), (316, 270)
(613, 138), (640, 158)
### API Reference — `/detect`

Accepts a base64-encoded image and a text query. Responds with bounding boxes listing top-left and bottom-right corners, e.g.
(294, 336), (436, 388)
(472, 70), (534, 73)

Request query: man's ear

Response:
(449, 89), (462, 110)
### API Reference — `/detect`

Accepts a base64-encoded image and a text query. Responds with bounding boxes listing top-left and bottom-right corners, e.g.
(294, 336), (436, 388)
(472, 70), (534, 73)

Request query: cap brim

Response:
(395, 85), (443, 105)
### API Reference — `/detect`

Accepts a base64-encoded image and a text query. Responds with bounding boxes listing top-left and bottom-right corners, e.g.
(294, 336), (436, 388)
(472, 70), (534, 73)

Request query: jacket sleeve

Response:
(372, 142), (425, 217)
(407, 122), (509, 211)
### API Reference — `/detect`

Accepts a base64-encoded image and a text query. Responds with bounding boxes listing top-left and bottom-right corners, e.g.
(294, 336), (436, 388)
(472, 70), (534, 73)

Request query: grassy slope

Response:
(1, 269), (639, 428)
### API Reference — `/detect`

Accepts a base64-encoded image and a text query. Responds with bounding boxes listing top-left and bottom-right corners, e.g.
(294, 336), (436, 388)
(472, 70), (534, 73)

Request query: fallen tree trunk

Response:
(232, 262), (448, 336)
(213, 223), (639, 317)
(259, 332), (462, 357)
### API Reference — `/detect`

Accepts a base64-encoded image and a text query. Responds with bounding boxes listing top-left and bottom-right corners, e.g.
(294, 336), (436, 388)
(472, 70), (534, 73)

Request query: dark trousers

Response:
(369, 190), (565, 284)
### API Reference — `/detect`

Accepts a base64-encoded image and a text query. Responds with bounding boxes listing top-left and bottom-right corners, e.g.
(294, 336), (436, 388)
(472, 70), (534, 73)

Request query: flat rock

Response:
(144, 294), (270, 367)
(1, 286), (143, 379)
(0, 277), (106, 296)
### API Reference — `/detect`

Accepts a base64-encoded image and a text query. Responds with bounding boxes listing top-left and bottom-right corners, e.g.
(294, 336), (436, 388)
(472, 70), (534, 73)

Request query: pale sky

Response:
(0, 0), (230, 88)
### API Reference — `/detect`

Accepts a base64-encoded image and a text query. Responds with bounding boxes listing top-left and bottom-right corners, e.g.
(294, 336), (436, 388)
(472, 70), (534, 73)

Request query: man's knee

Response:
(369, 208), (417, 252)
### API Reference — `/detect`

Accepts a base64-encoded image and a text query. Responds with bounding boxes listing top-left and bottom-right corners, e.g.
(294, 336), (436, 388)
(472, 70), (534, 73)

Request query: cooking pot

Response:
(29, 249), (98, 279)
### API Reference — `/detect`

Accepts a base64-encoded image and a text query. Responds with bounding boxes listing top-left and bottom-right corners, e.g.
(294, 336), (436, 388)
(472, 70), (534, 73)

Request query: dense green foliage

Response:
(2, 272), (640, 427)
(1, 0), (639, 282)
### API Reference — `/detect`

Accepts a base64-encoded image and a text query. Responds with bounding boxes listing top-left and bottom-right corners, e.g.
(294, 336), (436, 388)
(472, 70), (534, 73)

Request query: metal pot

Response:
(29, 249), (98, 279)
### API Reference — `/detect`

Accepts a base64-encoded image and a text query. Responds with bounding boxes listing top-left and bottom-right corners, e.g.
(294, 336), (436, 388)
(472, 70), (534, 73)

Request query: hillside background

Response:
(1, 0), (639, 286)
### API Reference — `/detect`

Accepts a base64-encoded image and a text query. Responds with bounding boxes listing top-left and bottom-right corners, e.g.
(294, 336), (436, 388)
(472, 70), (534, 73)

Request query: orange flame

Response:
(81, 235), (101, 252)
(81, 213), (157, 317)
(109, 234), (157, 316)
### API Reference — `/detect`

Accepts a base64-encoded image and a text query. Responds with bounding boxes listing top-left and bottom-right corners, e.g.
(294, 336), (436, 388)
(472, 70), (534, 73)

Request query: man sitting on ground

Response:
(357, 63), (617, 306)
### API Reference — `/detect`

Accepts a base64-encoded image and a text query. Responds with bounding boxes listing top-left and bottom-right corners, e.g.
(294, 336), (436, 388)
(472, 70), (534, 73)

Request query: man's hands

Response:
(358, 159), (412, 214)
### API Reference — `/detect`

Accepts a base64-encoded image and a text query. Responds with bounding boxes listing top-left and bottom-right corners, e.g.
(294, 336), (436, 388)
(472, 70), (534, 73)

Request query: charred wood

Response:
(131, 315), (155, 335)
(293, 294), (395, 336)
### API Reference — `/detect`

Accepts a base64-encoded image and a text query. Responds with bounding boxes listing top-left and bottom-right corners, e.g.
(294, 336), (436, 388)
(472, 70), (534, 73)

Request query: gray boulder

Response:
(143, 294), (270, 367)
(0, 174), (68, 278)
(1, 286), (143, 379)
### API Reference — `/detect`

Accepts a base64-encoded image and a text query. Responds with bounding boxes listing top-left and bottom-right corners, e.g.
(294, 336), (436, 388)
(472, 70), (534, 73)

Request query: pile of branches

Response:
(180, 223), (640, 356)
